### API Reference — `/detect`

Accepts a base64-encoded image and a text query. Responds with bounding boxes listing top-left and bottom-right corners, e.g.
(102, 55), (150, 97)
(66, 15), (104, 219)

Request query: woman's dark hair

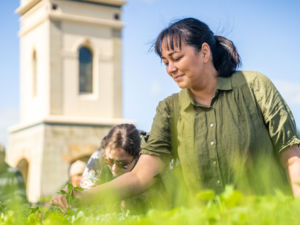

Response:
(154, 17), (241, 78)
(101, 124), (141, 158)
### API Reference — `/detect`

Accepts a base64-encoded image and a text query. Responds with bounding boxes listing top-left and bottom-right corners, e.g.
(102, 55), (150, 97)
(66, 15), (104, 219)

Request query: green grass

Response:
(1, 185), (300, 225)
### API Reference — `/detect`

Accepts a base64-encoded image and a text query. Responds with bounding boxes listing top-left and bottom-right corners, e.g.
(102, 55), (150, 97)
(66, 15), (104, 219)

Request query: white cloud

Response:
(0, 108), (19, 147)
(273, 80), (300, 105)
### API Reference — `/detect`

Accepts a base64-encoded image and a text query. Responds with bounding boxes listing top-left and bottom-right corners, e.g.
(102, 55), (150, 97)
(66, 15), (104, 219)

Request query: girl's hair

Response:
(154, 17), (241, 78)
(101, 124), (141, 158)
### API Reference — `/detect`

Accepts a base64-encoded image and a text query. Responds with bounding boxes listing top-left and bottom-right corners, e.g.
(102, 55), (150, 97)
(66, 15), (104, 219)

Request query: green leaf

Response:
(220, 185), (243, 208)
(59, 190), (67, 195)
(74, 186), (84, 192)
(67, 183), (73, 193)
(196, 190), (215, 201)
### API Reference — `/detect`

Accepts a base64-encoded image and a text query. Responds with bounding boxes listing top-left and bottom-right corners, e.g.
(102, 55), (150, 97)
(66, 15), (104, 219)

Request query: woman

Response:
(53, 18), (300, 211)
(80, 123), (141, 189)
(52, 124), (166, 212)
(144, 17), (300, 195)
(81, 124), (164, 213)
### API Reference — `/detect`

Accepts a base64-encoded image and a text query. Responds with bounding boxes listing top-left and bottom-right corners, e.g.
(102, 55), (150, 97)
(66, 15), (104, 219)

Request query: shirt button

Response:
(217, 180), (221, 185)
(213, 161), (217, 165)
(210, 123), (214, 127)
(210, 141), (214, 146)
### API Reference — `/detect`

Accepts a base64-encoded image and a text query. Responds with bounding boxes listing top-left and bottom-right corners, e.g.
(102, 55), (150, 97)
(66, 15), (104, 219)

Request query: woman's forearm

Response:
(79, 171), (143, 204)
(280, 144), (300, 197)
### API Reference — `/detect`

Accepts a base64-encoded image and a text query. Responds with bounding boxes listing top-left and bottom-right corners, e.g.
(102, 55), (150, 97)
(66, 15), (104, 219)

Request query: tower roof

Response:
(17, 0), (127, 15)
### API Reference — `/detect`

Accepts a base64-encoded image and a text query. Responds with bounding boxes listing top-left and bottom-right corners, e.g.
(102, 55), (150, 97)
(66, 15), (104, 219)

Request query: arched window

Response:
(79, 46), (93, 94)
(32, 50), (37, 97)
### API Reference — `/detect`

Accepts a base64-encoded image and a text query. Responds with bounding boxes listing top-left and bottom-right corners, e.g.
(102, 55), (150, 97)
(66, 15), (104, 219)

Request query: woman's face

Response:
(104, 147), (136, 177)
(161, 41), (207, 89)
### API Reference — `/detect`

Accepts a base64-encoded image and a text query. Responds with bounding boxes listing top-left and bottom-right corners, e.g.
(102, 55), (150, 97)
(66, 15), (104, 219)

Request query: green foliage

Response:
(1, 184), (300, 225)
(57, 183), (83, 209)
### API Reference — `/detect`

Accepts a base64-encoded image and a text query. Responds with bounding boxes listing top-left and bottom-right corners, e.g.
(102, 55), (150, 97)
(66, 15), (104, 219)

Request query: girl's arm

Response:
(51, 154), (165, 211)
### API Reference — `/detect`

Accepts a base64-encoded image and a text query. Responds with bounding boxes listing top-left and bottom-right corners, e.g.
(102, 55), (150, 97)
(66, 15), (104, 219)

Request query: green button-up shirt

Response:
(141, 71), (300, 195)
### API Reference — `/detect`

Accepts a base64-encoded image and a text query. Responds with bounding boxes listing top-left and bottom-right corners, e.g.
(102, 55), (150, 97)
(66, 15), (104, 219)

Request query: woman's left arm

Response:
(251, 73), (300, 196)
(280, 144), (300, 197)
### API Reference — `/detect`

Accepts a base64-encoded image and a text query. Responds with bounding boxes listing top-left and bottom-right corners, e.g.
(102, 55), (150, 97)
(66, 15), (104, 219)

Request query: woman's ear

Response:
(201, 42), (211, 63)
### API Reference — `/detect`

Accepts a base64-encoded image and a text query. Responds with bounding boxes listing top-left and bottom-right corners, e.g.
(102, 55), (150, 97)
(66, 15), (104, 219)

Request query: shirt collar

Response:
(217, 76), (232, 91)
(179, 76), (232, 110)
(180, 88), (215, 110)
(179, 88), (195, 110)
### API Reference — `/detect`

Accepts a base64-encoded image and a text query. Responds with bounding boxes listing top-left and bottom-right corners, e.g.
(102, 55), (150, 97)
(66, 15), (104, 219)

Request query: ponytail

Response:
(212, 35), (241, 77)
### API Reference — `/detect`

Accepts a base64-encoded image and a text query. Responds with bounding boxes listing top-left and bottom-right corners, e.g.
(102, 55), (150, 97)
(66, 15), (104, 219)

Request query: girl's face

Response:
(104, 147), (136, 177)
(161, 41), (207, 90)
(71, 173), (82, 187)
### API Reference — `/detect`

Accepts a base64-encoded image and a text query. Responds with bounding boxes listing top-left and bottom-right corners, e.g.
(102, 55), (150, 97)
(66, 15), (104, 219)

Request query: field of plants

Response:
(1, 184), (300, 225)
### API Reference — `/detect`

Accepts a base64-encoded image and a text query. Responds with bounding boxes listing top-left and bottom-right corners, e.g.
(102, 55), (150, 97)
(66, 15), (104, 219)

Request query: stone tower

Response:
(7, 0), (127, 202)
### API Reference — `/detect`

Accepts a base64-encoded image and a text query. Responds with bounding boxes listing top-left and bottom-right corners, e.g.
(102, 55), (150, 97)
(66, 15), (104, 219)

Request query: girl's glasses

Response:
(104, 157), (135, 169)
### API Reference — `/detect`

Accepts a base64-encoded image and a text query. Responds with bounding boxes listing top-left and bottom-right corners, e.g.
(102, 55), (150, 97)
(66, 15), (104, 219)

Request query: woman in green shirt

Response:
(140, 18), (300, 195)
(53, 17), (300, 211)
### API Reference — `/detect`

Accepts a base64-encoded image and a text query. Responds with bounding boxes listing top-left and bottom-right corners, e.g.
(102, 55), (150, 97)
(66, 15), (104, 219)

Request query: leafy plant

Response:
(57, 183), (83, 207)
(1, 184), (300, 225)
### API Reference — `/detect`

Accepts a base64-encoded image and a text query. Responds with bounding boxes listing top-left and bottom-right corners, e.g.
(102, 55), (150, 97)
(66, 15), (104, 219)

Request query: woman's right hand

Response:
(50, 194), (69, 213)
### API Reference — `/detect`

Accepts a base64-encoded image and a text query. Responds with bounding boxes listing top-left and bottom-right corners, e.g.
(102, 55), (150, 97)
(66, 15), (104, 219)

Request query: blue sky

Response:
(1, 0), (300, 145)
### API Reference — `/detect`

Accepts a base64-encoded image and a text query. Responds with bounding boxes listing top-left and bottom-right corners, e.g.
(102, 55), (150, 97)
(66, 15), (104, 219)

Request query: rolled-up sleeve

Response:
(140, 97), (173, 159)
(253, 73), (300, 153)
